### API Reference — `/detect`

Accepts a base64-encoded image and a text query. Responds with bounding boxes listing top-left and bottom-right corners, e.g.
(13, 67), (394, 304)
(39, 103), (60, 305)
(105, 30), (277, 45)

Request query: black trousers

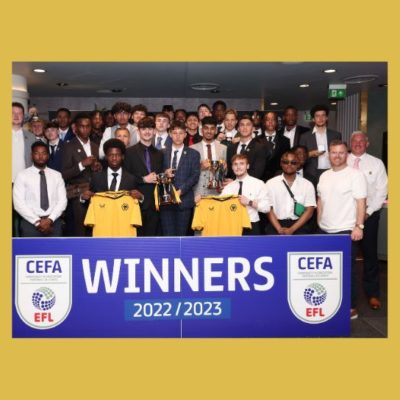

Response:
(265, 219), (314, 235)
(360, 210), (381, 297)
(243, 222), (260, 236)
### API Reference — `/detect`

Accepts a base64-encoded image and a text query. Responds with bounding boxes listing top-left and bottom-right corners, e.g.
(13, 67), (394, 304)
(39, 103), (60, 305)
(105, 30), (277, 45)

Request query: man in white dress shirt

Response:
(13, 141), (67, 237)
(347, 131), (388, 310)
(265, 151), (316, 235)
(222, 154), (269, 235)
(154, 112), (172, 150)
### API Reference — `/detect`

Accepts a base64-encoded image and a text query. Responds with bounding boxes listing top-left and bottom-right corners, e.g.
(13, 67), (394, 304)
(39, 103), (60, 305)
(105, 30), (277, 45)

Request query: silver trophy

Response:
(207, 160), (226, 192)
(156, 173), (173, 205)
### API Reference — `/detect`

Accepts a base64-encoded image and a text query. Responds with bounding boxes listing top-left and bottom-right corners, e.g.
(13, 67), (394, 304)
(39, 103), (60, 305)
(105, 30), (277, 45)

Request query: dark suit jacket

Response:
(184, 132), (202, 147)
(162, 146), (200, 209)
(226, 138), (271, 180)
(257, 133), (290, 181)
(47, 141), (64, 173)
(61, 127), (75, 143)
(299, 128), (342, 178)
(61, 137), (99, 185)
(124, 143), (163, 211)
(278, 125), (309, 148)
(90, 169), (138, 192)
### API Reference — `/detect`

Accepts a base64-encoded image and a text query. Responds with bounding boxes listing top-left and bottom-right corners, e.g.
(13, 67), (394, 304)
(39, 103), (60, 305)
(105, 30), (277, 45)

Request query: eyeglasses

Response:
(281, 160), (298, 166)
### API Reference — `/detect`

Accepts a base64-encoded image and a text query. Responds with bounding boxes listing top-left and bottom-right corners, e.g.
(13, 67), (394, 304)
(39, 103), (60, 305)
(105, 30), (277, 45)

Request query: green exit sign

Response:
(328, 87), (346, 99)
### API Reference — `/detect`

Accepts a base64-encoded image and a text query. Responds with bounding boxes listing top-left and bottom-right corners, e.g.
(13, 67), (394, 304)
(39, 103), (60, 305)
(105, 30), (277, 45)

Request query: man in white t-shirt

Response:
(265, 151), (316, 235)
(317, 140), (367, 320)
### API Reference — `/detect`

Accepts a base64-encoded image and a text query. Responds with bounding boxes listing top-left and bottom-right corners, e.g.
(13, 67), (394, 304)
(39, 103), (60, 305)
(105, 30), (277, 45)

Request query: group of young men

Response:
(12, 99), (387, 318)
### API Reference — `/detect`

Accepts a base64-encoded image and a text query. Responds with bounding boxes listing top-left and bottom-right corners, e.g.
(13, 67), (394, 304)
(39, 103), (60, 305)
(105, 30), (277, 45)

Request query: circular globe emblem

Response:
(304, 283), (327, 306)
(32, 287), (56, 311)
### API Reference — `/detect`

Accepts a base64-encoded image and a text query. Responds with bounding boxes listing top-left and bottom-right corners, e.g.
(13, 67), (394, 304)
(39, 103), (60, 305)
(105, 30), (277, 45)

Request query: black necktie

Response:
(240, 144), (247, 154)
(110, 172), (118, 191)
(172, 150), (179, 170)
(238, 181), (243, 195)
(50, 145), (56, 155)
(39, 170), (49, 211)
(267, 136), (273, 142)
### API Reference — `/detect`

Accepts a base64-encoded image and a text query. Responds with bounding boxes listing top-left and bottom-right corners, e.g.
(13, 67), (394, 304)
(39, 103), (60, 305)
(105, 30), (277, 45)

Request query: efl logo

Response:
(287, 252), (342, 324)
(15, 255), (72, 329)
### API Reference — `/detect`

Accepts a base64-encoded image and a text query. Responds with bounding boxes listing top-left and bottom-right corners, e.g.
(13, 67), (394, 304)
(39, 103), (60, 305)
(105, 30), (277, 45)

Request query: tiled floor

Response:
(351, 260), (387, 338)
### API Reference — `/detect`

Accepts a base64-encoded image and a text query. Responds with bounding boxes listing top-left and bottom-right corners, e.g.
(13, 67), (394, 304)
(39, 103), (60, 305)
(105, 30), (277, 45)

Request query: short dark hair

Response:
(31, 140), (49, 153)
(281, 150), (298, 160)
(197, 103), (211, 112)
(212, 100), (227, 110)
(283, 105), (298, 114)
(162, 105), (174, 112)
(238, 114), (254, 125)
(74, 112), (92, 124)
(310, 104), (329, 118)
(45, 121), (59, 130)
(292, 145), (308, 153)
(111, 102), (132, 115)
(12, 102), (25, 113)
(56, 107), (71, 117)
(131, 104), (148, 114)
(186, 112), (199, 120)
(103, 138), (126, 155)
(90, 110), (103, 118)
(138, 116), (156, 129)
(201, 116), (217, 126)
(170, 120), (186, 131)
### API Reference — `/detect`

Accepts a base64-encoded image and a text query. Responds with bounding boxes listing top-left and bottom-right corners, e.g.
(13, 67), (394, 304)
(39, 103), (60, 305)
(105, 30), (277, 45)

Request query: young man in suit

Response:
(226, 115), (270, 181)
(154, 112), (172, 150)
(56, 108), (75, 143)
(82, 139), (143, 195)
(184, 112), (202, 147)
(124, 117), (164, 236)
(190, 116), (227, 202)
(161, 120), (200, 236)
(299, 104), (342, 182)
(44, 121), (64, 173)
(279, 105), (309, 148)
(13, 141), (67, 237)
(99, 102), (137, 158)
(61, 112), (101, 236)
(258, 111), (290, 181)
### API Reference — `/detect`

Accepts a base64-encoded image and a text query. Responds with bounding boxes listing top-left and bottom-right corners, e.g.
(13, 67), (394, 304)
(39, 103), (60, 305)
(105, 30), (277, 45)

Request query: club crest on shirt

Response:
(99, 203), (105, 208)
(230, 204), (237, 212)
(208, 206), (214, 211)
(121, 203), (129, 211)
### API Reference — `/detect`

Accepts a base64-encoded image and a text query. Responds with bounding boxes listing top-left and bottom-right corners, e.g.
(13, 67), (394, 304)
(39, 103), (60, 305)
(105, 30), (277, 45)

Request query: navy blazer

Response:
(47, 141), (64, 173)
(60, 127), (75, 143)
(299, 128), (342, 178)
(163, 146), (200, 209)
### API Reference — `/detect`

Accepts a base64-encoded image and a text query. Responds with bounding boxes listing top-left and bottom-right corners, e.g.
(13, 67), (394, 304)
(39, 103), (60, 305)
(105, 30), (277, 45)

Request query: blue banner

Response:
(13, 235), (351, 338)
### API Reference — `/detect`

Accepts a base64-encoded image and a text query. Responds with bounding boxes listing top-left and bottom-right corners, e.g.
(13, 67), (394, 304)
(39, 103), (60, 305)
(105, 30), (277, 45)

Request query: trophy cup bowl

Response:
(157, 173), (173, 205)
(207, 160), (220, 189)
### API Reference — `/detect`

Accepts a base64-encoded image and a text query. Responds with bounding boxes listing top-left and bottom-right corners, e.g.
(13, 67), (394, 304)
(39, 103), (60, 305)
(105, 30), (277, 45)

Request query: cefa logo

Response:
(15, 256), (72, 330)
(287, 252), (342, 324)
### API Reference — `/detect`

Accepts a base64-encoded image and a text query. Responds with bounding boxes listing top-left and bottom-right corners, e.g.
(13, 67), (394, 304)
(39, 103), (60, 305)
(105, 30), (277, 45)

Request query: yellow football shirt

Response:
(192, 195), (251, 236)
(84, 191), (142, 237)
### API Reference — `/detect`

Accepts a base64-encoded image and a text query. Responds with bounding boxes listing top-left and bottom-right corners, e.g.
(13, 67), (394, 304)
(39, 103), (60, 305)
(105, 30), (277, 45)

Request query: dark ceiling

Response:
(13, 62), (387, 110)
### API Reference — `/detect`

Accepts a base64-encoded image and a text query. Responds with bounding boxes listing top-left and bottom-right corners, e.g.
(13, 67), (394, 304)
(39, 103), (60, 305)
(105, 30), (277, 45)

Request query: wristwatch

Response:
(356, 224), (364, 230)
